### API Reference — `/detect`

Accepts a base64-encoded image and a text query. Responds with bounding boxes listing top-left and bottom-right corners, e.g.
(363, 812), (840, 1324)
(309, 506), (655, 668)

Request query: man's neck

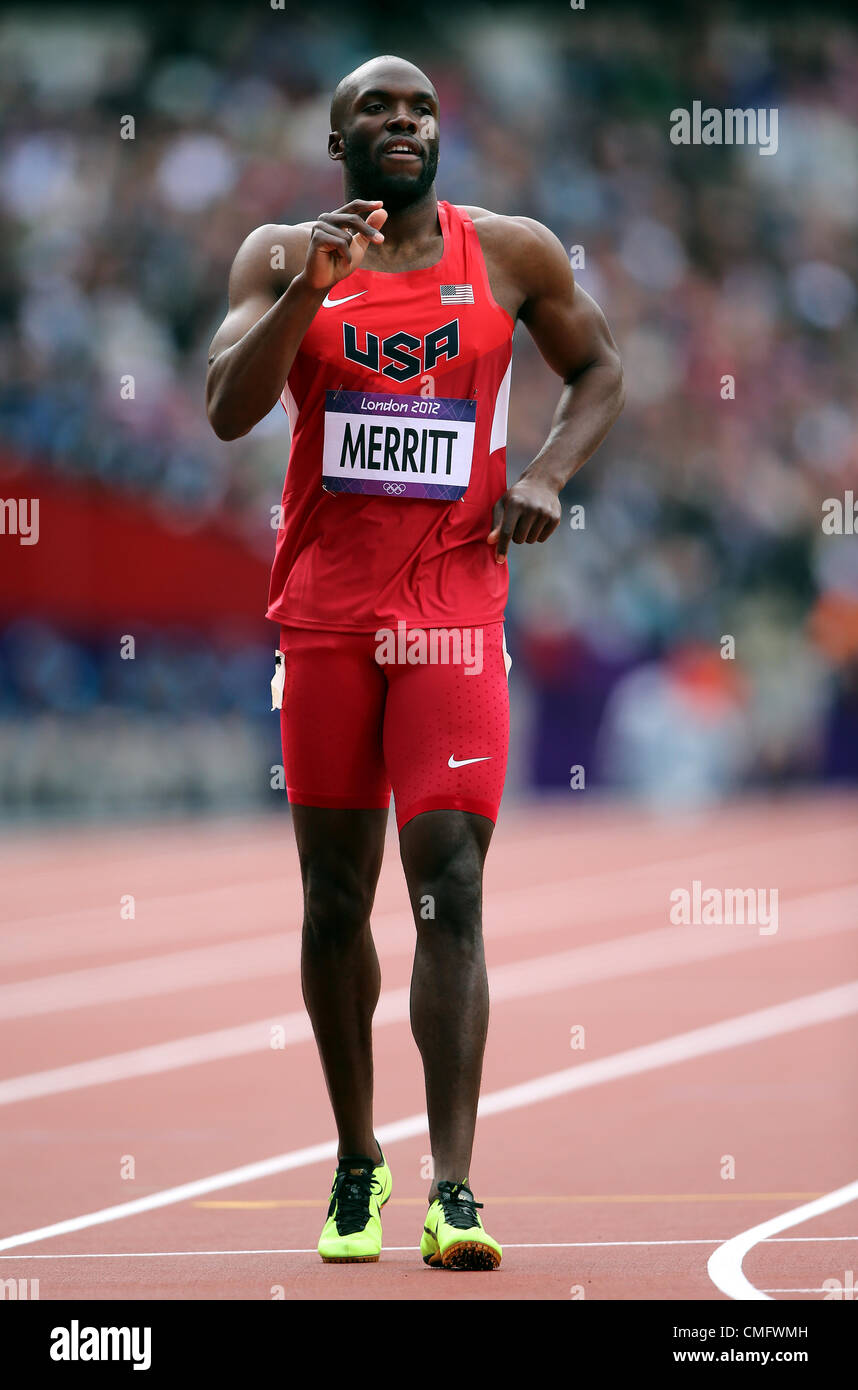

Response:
(347, 186), (440, 264)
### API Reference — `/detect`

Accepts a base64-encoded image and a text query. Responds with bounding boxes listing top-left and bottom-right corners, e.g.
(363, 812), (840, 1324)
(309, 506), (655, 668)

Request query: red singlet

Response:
(266, 201), (514, 632)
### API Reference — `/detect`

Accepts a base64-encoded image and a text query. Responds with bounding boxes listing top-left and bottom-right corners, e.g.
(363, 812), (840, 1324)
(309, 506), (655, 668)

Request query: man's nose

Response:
(386, 107), (419, 130)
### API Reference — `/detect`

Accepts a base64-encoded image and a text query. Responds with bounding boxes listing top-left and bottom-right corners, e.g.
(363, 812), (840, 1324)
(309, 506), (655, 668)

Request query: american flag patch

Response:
(440, 284), (474, 304)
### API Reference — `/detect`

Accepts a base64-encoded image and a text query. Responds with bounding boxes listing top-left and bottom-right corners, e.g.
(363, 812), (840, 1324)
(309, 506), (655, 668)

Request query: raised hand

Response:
(303, 200), (389, 291)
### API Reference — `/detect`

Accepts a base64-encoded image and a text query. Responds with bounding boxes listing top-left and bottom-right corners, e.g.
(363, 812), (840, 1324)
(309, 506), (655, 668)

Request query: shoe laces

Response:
(329, 1156), (381, 1236)
(435, 1180), (483, 1230)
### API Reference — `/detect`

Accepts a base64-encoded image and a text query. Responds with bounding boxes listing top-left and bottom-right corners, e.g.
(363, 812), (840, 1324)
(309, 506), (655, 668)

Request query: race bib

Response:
(322, 389), (476, 500)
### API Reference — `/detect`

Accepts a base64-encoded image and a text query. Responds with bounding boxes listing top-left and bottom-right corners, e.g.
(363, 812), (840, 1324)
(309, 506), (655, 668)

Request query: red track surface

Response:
(1, 794), (856, 1300)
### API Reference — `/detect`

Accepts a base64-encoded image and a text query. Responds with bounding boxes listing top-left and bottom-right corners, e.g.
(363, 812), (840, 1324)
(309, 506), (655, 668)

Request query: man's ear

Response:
(328, 132), (345, 161)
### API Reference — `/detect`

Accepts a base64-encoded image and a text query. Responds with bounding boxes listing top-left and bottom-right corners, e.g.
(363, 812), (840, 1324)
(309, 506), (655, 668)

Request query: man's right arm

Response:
(206, 201), (388, 441)
(205, 223), (319, 441)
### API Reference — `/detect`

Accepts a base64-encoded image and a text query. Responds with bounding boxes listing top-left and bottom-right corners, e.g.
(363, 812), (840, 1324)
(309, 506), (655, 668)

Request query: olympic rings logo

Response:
(383, 482), (407, 495)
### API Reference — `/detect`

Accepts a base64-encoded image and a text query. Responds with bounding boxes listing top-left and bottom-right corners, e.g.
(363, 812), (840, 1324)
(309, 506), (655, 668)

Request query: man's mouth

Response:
(380, 138), (422, 162)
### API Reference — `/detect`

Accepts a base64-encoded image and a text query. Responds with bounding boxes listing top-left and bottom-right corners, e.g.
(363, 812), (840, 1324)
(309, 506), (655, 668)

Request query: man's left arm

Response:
(487, 218), (624, 562)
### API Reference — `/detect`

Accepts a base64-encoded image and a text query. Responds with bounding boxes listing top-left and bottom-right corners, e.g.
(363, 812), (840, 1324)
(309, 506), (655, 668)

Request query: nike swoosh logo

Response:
(448, 755), (492, 769)
(322, 290), (368, 308)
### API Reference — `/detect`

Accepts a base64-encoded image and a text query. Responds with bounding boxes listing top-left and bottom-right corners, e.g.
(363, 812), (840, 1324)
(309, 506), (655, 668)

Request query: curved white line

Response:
(708, 1179), (858, 1300)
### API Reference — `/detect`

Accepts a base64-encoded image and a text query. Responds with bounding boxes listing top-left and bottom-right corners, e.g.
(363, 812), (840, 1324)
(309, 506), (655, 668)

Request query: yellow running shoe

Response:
(318, 1148), (392, 1263)
(420, 1180), (502, 1270)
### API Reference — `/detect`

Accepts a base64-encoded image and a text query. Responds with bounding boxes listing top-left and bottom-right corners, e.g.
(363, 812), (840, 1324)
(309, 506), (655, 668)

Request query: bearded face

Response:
(342, 126), (440, 213)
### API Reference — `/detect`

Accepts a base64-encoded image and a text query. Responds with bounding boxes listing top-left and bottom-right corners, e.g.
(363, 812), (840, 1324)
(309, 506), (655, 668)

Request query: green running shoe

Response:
(318, 1148), (393, 1263)
(420, 1180), (502, 1270)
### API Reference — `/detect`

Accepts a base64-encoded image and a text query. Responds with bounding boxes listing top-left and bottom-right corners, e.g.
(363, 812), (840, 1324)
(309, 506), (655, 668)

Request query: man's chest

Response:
(296, 276), (512, 384)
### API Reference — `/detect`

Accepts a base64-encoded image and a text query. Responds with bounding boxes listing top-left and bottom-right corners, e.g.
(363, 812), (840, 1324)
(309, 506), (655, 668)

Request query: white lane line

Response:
(476, 981), (858, 1119)
(0, 1243), (715, 1264)
(1, 980), (856, 1254)
(0, 881), (295, 968)
(4, 882), (857, 1106)
(707, 1179), (858, 1301)
(2, 1236), (855, 1260)
(0, 998), (376, 1106)
(0, 934), (300, 1020)
(0, 1249), (326, 1258)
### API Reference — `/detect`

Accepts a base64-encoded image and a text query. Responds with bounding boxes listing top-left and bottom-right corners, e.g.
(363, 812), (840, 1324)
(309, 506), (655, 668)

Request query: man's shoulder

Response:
(454, 205), (572, 295)
(241, 220), (314, 256)
(230, 221), (313, 290)
(456, 205), (559, 248)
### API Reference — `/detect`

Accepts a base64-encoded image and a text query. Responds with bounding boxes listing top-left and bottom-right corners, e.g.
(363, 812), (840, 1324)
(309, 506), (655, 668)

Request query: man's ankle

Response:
(337, 1138), (382, 1166)
(428, 1174), (469, 1202)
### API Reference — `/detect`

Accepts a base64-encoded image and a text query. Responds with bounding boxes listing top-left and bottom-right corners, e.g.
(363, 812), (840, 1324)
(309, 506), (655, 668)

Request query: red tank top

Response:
(265, 201), (514, 631)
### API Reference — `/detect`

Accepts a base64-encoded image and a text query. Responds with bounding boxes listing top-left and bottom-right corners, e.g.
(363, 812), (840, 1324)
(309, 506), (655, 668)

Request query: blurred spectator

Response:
(597, 645), (751, 809)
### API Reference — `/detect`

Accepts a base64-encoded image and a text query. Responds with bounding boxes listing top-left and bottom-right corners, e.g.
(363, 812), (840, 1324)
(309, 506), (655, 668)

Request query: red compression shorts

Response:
(277, 623), (510, 831)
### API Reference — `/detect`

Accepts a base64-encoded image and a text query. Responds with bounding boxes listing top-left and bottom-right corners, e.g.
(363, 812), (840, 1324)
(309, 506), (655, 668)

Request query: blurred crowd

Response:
(1, 5), (857, 815)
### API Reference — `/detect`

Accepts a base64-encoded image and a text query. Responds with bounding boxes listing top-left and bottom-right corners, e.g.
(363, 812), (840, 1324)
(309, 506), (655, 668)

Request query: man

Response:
(206, 54), (623, 1271)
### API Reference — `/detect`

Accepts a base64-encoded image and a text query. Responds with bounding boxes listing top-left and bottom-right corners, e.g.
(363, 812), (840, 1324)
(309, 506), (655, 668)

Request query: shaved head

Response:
(327, 53), (440, 213)
(330, 54), (438, 130)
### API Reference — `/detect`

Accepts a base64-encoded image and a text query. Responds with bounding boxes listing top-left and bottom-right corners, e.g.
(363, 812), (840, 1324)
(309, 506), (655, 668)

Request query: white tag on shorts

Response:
(322, 389), (476, 500)
(270, 650), (285, 711)
(502, 628), (512, 678)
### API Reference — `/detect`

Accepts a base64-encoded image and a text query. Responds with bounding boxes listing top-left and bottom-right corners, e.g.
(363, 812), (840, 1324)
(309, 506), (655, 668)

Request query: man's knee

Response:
(410, 840), (484, 945)
(301, 855), (374, 945)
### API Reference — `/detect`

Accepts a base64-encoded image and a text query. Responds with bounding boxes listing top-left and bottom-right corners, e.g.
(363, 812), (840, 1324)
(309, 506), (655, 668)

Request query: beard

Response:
(342, 133), (439, 212)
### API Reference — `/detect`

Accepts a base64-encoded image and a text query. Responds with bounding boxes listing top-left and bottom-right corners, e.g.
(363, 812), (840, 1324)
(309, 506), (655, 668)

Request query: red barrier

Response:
(0, 461), (271, 636)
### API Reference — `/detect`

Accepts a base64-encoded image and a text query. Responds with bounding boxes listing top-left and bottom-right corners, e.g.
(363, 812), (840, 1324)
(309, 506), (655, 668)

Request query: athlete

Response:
(206, 55), (623, 1271)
